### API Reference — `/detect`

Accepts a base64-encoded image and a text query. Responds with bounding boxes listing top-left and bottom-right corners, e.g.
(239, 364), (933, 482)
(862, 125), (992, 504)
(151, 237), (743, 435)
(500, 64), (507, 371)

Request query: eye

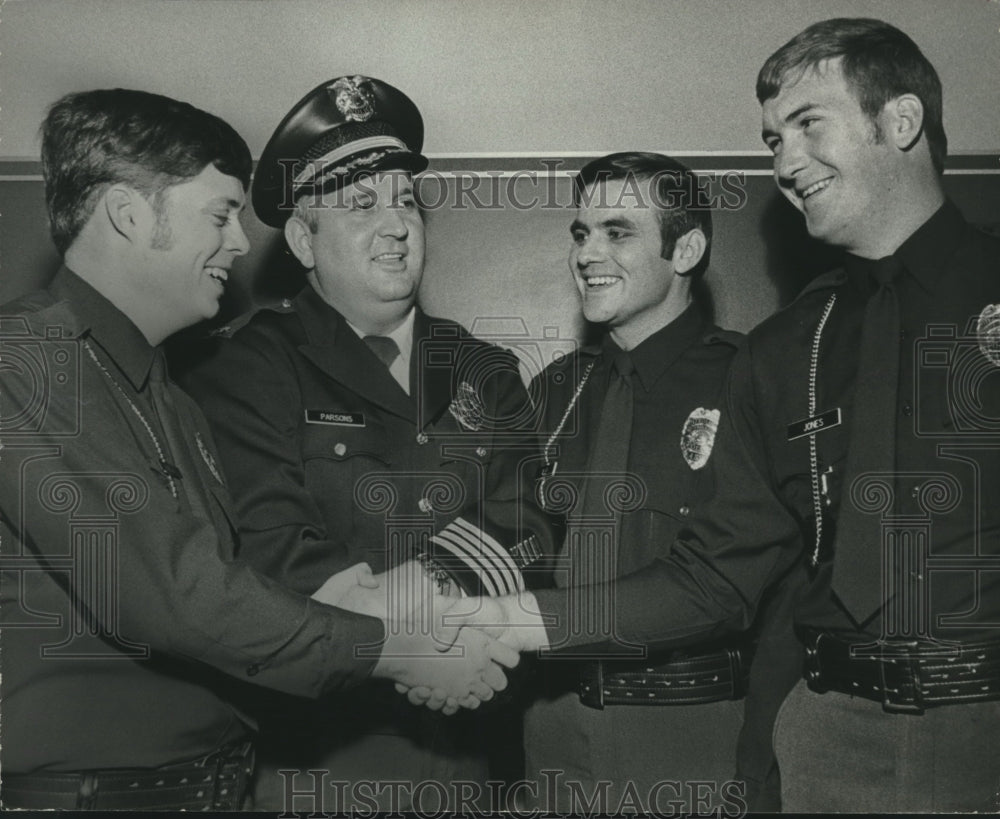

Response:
(800, 116), (820, 131)
(764, 137), (781, 155)
(397, 196), (418, 210)
(351, 196), (375, 211)
(607, 228), (629, 241)
(571, 229), (587, 245)
(211, 213), (229, 227)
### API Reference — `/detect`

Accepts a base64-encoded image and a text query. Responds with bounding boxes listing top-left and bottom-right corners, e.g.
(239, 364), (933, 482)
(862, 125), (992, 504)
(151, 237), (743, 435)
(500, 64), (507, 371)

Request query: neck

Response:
(308, 275), (413, 336)
(609, 279), (692, 351)
(65, 239), (171, 347)
(848, 171), (945, 259)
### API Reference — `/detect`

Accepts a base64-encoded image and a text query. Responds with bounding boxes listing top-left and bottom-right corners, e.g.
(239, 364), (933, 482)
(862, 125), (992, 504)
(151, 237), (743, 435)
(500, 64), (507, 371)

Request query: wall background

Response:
(2, 0), (998, 371)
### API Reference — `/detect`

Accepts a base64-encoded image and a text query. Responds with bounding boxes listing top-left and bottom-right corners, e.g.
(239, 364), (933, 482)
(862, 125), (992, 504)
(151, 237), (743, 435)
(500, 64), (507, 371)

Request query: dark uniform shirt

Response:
(0, 269), (383, 773)
(184, 285), (559, 596)
(537, 303), (741, 580)
(536, 200), (1000, 648)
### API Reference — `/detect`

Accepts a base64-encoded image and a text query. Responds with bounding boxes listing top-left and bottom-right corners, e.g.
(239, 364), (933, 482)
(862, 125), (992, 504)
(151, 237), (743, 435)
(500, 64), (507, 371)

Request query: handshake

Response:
(312, 560), (549, 714)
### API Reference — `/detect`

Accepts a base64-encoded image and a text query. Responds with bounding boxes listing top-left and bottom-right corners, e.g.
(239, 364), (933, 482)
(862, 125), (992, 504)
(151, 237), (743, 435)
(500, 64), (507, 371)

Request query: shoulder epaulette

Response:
(209, 297), (295, 339)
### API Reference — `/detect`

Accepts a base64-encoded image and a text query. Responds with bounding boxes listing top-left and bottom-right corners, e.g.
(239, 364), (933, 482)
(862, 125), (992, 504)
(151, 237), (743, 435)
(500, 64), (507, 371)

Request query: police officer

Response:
(518, 152), (800, 813)
(442, 19), (1000, 813)
(0, 88), (514, 812)
(184, 76), (560, 812)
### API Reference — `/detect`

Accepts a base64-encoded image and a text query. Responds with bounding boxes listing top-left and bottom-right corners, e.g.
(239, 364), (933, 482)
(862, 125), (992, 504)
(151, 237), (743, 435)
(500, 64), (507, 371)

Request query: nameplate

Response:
(305, 410), (366, 427)
(787, 408), (842, 441)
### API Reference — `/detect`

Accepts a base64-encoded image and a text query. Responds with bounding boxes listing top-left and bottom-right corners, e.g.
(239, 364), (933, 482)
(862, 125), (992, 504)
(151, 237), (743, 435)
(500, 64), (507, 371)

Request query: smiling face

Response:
(569, 177), (683, 346)
(136, 164), (249, 333)
(290, 171), (424, 332)
(761, 58), (901, 256)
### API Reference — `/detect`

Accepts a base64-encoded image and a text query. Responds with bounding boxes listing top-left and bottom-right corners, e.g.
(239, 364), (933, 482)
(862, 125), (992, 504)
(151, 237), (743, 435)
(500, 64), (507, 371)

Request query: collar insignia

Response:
(196, 432), (225, 485)
(681, 407), (720, 470)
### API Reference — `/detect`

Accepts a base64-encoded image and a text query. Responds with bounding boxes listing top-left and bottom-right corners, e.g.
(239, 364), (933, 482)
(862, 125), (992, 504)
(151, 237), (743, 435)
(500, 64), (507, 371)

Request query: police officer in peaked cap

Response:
(184, 75), (561, 813)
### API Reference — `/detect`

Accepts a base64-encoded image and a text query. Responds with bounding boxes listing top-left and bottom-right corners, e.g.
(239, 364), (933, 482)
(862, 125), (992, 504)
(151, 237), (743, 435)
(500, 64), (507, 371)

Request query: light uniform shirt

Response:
(345, 307), (415, 394)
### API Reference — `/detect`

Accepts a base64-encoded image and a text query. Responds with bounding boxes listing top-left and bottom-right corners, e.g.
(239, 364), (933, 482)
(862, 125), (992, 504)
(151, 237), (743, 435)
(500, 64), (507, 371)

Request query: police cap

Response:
(253, 75), (428, 227)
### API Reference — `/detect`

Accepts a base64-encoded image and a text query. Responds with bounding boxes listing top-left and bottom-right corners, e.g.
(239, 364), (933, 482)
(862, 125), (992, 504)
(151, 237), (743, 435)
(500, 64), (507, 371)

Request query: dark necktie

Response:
(579, 349), (636, 521)
(363, 335), (401, 370)
(831, 256), (903, 623)
(147, 352), (211, 520)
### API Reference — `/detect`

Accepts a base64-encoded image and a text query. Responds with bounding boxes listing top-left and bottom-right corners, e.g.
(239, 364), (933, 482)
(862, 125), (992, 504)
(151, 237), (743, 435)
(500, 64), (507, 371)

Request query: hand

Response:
(373, 615), (519, 715)
(434, 592), (550, 653)
(310, 562), (379, 610)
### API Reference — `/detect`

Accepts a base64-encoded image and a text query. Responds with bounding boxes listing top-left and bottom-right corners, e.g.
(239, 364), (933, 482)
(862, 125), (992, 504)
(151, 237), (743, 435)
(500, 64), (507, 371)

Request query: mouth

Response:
(206, 267), (229, 284)
(373, 252), (406, 263)
(799, 177), (833, 201)
(583, 275), (622, 289)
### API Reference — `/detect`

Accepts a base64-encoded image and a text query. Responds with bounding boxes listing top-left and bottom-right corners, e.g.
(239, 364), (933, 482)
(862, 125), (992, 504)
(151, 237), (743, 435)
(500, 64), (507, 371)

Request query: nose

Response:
(774, 134), (807, 190)
(226, 217), (250, 256)
(573, 233), (604, 269)
(377, 203), (409, 238)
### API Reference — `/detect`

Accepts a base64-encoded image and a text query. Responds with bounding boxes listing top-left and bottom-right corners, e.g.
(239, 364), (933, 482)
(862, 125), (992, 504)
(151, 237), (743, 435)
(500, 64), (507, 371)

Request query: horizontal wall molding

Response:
(3, 152), (999, 181)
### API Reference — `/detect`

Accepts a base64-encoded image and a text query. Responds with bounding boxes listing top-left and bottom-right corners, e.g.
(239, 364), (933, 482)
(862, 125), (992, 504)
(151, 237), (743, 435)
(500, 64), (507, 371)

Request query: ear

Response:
(284, 215), (316, 269)
(670, 227), (707, 276)
(885, 93), (925, 152)
(103, 185), (142, 241)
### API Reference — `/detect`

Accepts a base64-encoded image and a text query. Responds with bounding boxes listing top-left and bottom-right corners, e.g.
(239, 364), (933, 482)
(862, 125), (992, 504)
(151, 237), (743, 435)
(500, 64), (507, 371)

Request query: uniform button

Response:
(475, 446), (488, 458)
(911, 484), (922, 498)
(679, 505), (690, 516)
(902, 404), (913, 416)
(418, 498), (434, 513)
(246, 663), (260, 677)
(334, 442), (347, 456)
(416, 432), (429, 445)
(281, 298), (292, 308)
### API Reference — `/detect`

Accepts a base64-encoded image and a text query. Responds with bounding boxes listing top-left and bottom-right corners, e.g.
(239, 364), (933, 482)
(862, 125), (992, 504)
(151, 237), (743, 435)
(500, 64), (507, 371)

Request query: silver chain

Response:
(541, 359), (596, 473)
(83, 340), (178, 499)
(808, 293), (838, 566)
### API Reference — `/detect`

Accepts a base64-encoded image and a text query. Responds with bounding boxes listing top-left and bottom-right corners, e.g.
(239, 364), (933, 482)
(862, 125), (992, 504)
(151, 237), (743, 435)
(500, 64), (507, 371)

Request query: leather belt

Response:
(578, 647), (752, 709)
(802, 630), (1000, 714)
(1, 740), (254, 810)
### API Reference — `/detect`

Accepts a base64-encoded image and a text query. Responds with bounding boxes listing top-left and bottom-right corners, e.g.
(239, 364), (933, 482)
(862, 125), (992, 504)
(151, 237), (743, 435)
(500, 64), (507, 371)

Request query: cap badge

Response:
(977, 303), (1000, 366)
(195, 432), (225, 485)
(680, 407), (720, 470)
(332, 76), (376, 122)
(448, 381), (485, 431)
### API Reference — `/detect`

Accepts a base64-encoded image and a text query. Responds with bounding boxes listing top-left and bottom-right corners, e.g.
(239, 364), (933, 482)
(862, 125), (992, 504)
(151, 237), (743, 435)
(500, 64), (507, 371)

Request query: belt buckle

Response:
(877, 642), (924, 714)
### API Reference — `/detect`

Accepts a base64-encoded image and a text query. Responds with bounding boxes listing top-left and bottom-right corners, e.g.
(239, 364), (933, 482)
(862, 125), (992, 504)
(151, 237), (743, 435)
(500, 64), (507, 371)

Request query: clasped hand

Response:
(311, 561), (521, 714)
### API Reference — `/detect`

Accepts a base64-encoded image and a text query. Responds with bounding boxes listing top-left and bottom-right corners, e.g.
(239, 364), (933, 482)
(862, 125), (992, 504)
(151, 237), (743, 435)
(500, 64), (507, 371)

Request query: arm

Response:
(441, 342), (804, 654)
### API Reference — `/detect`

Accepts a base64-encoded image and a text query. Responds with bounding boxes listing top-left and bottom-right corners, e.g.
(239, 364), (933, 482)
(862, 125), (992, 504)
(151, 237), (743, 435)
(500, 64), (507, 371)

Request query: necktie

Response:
(147, 353), (211, 520)
(831, 256), (903, 623)
(580, 349), (635, 515)
(363, 335), (400, 369)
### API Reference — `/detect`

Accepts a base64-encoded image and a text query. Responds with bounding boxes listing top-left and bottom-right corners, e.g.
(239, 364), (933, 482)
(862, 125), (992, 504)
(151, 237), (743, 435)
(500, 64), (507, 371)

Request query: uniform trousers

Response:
(250, 689), (488, 813)
(774, 678), (1000, 812)
(522, 687), (745, 814)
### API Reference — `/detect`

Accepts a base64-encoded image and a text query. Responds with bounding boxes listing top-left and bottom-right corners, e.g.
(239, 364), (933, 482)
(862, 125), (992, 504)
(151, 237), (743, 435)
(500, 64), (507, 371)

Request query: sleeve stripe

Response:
(430, 529), (505, 597)
(453, 517), (525, 591)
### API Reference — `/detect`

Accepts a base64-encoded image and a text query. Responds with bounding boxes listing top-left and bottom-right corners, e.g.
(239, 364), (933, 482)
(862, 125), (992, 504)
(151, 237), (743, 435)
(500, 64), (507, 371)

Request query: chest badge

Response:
(977, 303), (1000, 366)
(448, 381), (485, 431)
(195, 432), (225, 485)
(680, 407), (720, 470)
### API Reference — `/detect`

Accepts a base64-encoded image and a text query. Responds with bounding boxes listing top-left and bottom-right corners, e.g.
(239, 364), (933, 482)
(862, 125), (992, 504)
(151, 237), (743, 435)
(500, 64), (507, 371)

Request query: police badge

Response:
(977, 303), (1000, 366)
(331, 76), (376, 122)
(448, 381), (485, 431)
(680, 407), (720, 470)
(195, 432), (225, 485)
